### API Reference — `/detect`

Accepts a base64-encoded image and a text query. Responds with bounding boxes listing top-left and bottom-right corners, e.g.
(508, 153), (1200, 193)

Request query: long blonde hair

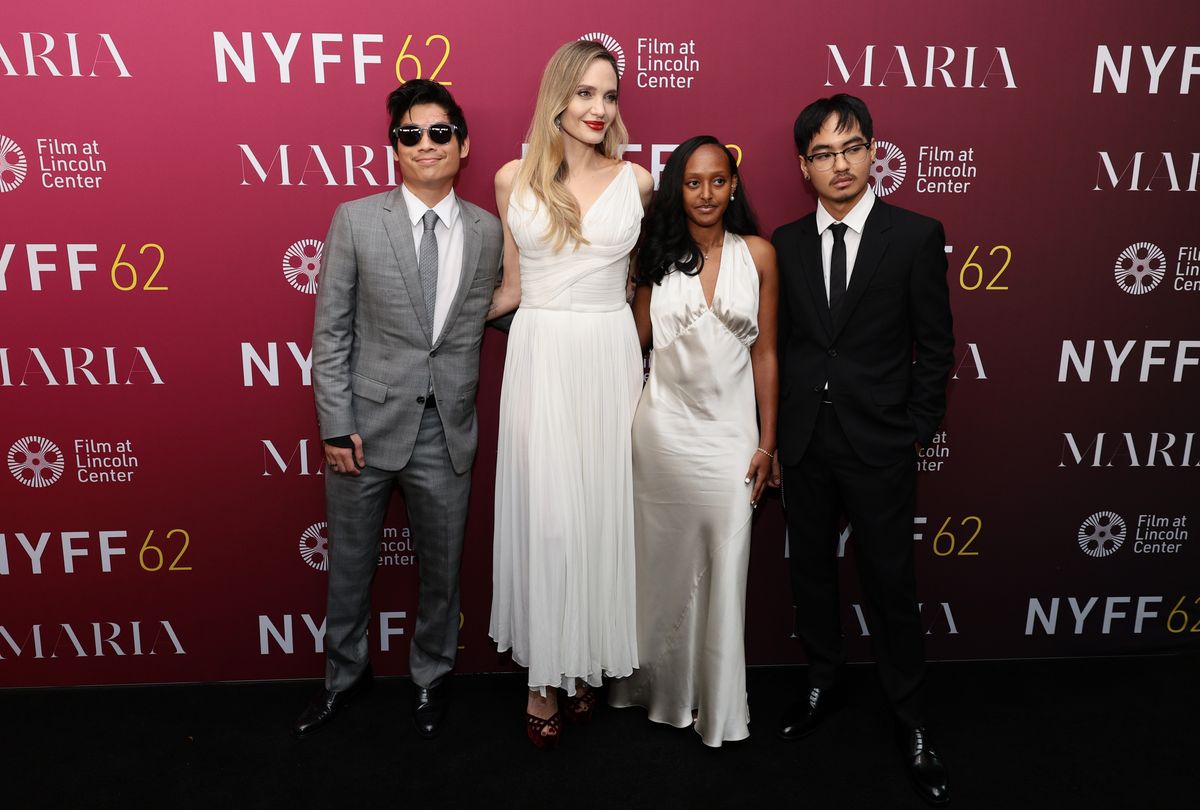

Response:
(517, 40), (629, 249)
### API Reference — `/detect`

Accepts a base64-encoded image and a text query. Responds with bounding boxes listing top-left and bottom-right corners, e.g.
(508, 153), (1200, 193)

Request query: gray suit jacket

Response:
(312, 187), (504, 474)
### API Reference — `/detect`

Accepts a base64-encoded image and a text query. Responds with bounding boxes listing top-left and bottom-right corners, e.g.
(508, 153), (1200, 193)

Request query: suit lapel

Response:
(833, 200), (891, 340)
(381, 187), (433, 343)
(799, 219), (833, 338)
(434, 201), (482, 350)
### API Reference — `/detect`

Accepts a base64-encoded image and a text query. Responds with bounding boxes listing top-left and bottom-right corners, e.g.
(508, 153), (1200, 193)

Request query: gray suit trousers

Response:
(323, 404), (470, 691)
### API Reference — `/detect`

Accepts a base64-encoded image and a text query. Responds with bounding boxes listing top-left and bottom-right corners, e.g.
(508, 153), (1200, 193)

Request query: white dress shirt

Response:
(400, 184), (464, 343)
(815, 185), (876, 303)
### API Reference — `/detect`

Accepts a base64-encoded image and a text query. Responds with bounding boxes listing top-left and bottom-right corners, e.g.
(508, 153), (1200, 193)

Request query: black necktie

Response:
(829, 222), (848, 320)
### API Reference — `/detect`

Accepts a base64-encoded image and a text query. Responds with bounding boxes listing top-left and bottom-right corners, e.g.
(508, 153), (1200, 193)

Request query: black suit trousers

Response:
(783, 402), (925, 728)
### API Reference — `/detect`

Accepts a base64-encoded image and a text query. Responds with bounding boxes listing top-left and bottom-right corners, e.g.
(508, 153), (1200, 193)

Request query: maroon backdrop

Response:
(3, 1), (1196, 687)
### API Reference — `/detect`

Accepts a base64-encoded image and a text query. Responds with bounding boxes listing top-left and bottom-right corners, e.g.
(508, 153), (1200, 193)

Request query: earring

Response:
(554, 115), (562, 129)
(731, 192), (736, 201)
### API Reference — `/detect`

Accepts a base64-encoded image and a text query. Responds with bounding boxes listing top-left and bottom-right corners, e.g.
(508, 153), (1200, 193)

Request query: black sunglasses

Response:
(391, 123), (459, 147)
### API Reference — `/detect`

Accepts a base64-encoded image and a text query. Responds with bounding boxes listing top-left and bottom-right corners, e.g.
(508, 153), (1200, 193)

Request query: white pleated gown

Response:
(490, 163), (643, 693)
(608, 234), (760, 746)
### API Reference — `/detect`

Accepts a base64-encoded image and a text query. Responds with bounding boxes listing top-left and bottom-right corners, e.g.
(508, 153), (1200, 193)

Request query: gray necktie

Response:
(419, 209), (439, 331)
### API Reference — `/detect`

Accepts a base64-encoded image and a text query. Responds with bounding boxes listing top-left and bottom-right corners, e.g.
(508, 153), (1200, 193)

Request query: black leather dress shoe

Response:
(293, 666), (372, 737)
(413, 682), (449, 739)
(777, 686), (840, 741)
(902, 726), (950, 806)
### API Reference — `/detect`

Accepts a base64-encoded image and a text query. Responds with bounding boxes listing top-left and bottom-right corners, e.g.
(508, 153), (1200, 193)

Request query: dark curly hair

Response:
(637, 136), (759, 286)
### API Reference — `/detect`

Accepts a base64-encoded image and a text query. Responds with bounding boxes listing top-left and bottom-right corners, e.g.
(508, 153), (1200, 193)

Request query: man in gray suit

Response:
(295, 80), (503, 739)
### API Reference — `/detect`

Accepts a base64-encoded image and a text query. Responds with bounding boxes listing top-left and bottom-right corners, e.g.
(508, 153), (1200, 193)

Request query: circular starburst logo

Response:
(0, 135), (29, 193)
(8, 436), (65, 488)
(578, 32), (625, 77)
(1114, 242), (1166, 295)
(1077, 511), (1127, 558)
(868, 140), (906, 197)
(299, 522), (330, 571)
(283, 239), (323, 294)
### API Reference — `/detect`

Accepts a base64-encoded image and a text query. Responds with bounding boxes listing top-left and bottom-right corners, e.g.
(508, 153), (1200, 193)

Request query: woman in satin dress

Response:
(609, 136), (778, 746)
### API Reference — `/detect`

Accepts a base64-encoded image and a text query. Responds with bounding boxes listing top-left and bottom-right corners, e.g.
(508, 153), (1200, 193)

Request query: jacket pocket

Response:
(351, 372), (388, 404)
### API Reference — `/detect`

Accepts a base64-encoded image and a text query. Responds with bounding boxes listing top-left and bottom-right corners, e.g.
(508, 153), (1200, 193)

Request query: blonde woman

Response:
(488, 40), (653, 749)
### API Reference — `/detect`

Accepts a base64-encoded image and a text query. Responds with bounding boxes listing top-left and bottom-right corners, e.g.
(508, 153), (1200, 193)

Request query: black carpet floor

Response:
(3, 655), (1196, 809)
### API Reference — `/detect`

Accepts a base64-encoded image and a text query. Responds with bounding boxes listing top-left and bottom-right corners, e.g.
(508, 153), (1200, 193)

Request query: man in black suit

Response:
(771, 94), (954, 806)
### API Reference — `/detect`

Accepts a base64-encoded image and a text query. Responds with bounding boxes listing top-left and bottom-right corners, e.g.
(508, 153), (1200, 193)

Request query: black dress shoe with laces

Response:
(777, 686), (840, 741)
(902, 726), (949, 806)
(293, 666), (372, 737)
(413, 681), (449, 739)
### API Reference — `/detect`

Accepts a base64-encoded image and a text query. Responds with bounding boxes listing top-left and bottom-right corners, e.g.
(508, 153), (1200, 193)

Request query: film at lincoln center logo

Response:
(8, 436), (65, 488)
(868, 140), (906, 197)
(1114, 242), (1166, 295)
(578, 32), (626, 77)
(300, 522), (330, 571)
(283, 239), (323, 294)
(1077, 511), (1127, 558)
(0, 135), (29, 193)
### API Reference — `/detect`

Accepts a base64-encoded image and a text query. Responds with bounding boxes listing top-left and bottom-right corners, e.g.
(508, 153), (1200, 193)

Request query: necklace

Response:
(700, 240), (724, 261)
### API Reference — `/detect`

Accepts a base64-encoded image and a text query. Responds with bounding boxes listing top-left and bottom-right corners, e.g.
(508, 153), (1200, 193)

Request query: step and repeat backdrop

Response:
(2, 2), (1196, 687)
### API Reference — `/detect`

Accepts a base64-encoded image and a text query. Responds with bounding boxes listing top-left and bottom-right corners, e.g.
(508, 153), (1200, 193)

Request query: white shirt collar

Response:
(815, 185), (876, 235)
(400, 184), (459, 229)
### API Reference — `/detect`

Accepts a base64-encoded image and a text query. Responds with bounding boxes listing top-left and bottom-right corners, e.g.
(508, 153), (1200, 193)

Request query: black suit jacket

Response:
(773, 199), (954, 467)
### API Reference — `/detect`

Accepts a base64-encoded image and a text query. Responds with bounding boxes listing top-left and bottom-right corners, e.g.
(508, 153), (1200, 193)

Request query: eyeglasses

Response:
(391, 123), (459, 147)
(805, 142), (872, 171)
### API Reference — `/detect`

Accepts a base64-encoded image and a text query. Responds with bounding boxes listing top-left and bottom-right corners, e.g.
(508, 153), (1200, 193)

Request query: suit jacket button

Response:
(416, 395), (426, 404)
(827, 348), (838, 357)
(430, 349), (438, 358)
